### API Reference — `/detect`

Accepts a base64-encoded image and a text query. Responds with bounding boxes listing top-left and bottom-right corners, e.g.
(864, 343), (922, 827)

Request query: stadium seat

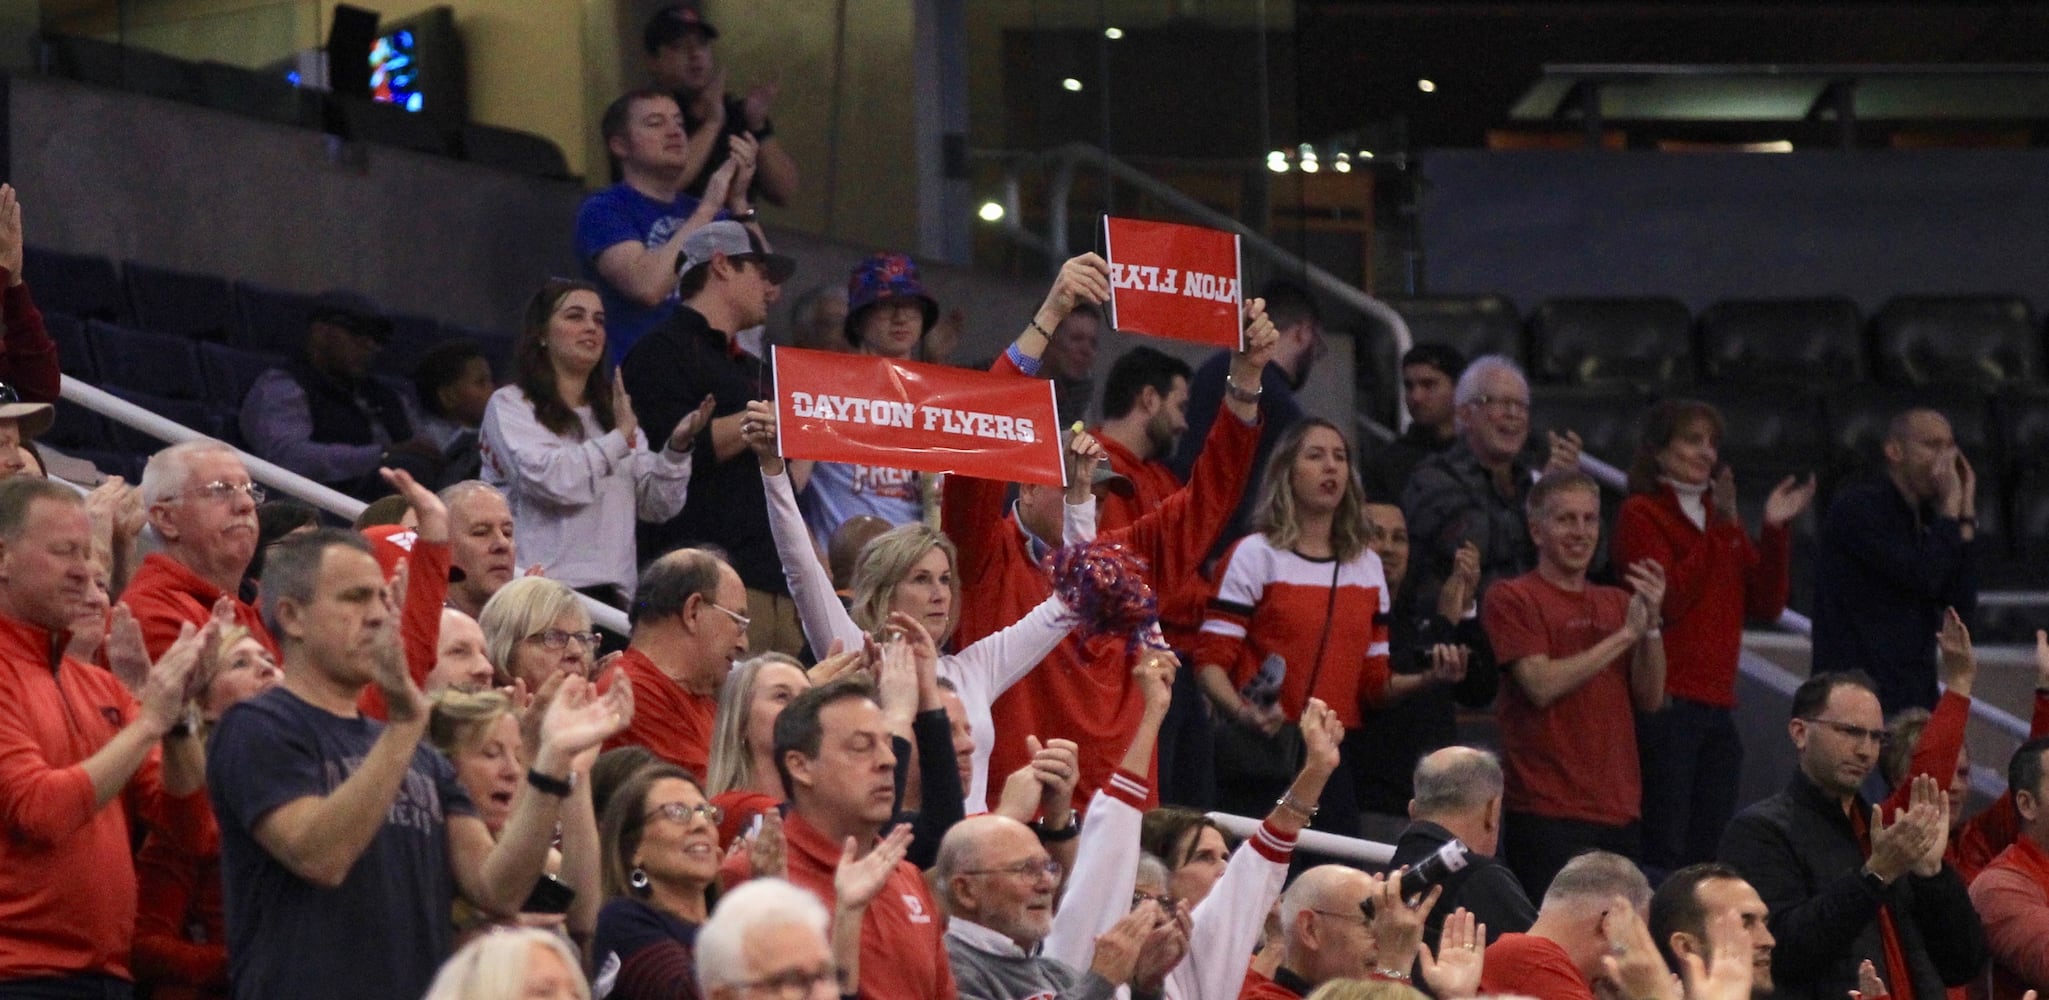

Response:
(199, 342), (286, 409)
(1692, 382), (1830, 486)
(197, 61), (323, 129)
(37, 34), (125, 90)
(124, 260), (236, 341)
(1384, 295), (1525, 367)
(1998, 385), (2049, 477)
(1825, 382), (1994, 485)
(1871, 295), (2039, 386)
(42, 398), (110, 452)
(372, 314), (448, 380)
(1696, 297), (1864, 384)
(88, 321), (207, 401)
(23, 246), (127, 323)
(1527, 385), (1648, 468)
(44, 312), (95, 382)
(2009, 469), (2049, 566)
(58, 447), (144, 484)
(1529, 297), (1693, 388)
(232, 282), (320, 355)
(461, 123), (572, 179)
(103, 387), (219, 454)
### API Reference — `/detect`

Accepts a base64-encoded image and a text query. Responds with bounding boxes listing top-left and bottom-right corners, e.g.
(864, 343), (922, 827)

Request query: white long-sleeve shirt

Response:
(479, 385), (692, 598)
(762, 467), (1092, 809)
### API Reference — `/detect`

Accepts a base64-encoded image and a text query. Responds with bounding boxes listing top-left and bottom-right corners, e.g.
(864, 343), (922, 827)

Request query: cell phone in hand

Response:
(522, 873), (576, 915)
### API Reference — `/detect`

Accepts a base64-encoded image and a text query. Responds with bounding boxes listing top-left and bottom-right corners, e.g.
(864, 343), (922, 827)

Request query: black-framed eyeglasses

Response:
(645, 801), (724, 826)
(962, 858), (1063, 881)
(525, 628), (600, 651)
(1801, 717), (1892, 748)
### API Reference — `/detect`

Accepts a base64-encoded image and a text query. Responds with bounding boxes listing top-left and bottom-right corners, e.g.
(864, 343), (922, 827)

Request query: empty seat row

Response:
(35, 35), (570, 179)
(1367, 293), (2046, 411)
(23, 246), (514, 380)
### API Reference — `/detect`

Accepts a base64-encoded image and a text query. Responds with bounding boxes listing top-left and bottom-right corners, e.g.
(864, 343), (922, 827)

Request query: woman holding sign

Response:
(1193, 418), (1466, 833)
(480, 279), (714, 606)
(743, 398), (1102, 811)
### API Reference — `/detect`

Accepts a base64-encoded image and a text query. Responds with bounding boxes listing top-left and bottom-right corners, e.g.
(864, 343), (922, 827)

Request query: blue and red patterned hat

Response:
(843, 252), (939, 346)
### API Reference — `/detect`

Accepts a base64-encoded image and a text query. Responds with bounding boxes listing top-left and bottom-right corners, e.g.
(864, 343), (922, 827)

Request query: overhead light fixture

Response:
(977, 201), (1005, 222)
(1061, 77), (1083, 92)
(1266, 150), (1290, 173)
(1359, 150), (1375, 159)
(1300, 159), (1319, 173)
(1104, 27), (1124, 40)
(1417, 79), (1437, 93)
(1333, 160), (1352, 173)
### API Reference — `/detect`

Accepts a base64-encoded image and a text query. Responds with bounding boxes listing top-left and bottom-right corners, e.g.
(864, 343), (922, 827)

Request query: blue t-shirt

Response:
(208, 687), (475, 1000)
(575, 183), (717, 360)
(799, 460), (923, 549)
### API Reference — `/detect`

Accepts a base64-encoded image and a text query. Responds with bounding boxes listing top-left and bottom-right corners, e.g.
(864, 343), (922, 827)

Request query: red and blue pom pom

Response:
(1046, 540), (1166, 652)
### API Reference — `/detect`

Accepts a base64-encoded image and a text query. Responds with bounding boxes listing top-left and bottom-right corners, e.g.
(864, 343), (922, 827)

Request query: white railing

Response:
(59, 375), (634, 635)
(1207, 812), (1397, 866)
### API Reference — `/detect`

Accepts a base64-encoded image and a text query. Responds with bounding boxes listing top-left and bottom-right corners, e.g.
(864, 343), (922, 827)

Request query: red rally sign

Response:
(1102, 216), (1244, 350)
(772, 347), (1067, 488)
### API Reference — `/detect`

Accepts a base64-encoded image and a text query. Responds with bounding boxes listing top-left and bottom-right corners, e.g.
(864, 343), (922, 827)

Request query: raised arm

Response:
(745, 399), (866, 654)
(588, 164), (730, 309)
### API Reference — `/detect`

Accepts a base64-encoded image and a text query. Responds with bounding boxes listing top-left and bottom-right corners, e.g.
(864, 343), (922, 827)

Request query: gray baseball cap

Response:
(678, 221), (796, 285)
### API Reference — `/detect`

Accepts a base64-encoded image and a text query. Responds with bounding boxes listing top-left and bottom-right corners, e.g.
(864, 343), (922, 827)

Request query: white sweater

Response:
(479, 385), (693, 598)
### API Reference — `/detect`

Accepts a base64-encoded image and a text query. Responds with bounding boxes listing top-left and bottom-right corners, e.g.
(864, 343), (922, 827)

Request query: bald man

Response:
(1478, 851), (1652, 1000)
(1390, 746), (1535, 946)
(1241, 865), (1439, 999)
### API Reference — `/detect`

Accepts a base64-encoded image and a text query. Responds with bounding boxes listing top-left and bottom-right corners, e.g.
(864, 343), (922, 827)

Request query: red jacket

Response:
(1612, 486), (1789, 708)
(357, 531), (450, 720)
(782, 810), (954, 1000)
(1094, 432), (1183, 532)
(1886, 688), (2049, 884)
(119, 554), (278, 661)
(132, 812), (227, 999)
(603, 647), (718, 779)
(0, 272), (62, 404)
(945, 355), (1259, 808)
(0, 611), (209, 980)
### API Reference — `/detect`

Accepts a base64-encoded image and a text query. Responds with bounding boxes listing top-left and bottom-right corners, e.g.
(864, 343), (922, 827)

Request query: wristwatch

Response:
(527, 768), (577, 797)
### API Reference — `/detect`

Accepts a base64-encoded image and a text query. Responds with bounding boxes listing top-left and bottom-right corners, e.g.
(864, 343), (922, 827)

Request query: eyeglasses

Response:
(0, 382), (18, 404)
(645, 801), (724, 825)
(1467, 394), (1530, 415)
(1311, 907), (1368, 926)
(1132, 890), (1180, 912)
(169, 480), (267, 505)
(525, 628), (601, 651)
(962, 858), (1063, 881)
(706, 601), (752, 630)
(735, 965), (839, 998)
(1801, 717), (1892, 748)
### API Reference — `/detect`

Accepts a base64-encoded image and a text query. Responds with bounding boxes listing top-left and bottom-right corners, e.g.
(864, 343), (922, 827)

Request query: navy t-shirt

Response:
(575, 183), (717, 360)
(208, 687), (475, 1000)
(591, 897), (700, 1000)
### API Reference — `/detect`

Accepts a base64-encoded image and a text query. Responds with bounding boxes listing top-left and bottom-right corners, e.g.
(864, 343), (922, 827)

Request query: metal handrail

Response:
(59, 375), (633, 635)
(978, 141), (1417, 429)
(1207, 812), (1396, 866)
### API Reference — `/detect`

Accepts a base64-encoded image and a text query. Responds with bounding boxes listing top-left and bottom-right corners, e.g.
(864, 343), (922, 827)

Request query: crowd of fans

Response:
(1, 4), (2042, 1000)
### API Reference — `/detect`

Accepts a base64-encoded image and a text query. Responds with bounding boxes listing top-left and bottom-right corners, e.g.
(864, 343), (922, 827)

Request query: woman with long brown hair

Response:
(1614, 397), (1812, 870)
(479, 278), (712, 607)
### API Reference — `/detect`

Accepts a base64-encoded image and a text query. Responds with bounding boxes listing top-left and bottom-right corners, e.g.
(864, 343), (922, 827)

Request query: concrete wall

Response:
(8, 73), (582, 329)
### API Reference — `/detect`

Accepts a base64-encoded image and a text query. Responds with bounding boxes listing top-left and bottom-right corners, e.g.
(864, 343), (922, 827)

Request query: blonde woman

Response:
(702, 653), (811, 845)
(480, 576), (599, 690)
(429, 688), (604, 947)
(744, 399), (1099, 809)
(421, 927), (589, 1000)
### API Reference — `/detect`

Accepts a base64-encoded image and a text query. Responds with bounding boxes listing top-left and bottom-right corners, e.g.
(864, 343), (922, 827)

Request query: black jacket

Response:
(1717, 773), (1987, 1000)
(1390, 820), (1535, 948)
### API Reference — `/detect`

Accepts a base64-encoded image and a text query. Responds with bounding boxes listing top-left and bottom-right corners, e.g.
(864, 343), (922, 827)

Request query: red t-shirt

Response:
(1482, 571), (1640, 826)
(782, 811), (954, 1000)
(601, 648), (718, 779)
(1479, 933), (1596, 1000)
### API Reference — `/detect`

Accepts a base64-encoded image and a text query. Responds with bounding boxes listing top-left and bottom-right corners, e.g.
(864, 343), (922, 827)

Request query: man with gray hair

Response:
(694, 878), (837, 999)
(123, 440), (275, 657)
(937, 813), (1181, 999)
(440, 480), (518, 621)
(1401, 354), (1580, 619)
(1478, 850), (1654, 1000)
(602, 547), (750, 776)
(1391, 746), (1536, 946)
